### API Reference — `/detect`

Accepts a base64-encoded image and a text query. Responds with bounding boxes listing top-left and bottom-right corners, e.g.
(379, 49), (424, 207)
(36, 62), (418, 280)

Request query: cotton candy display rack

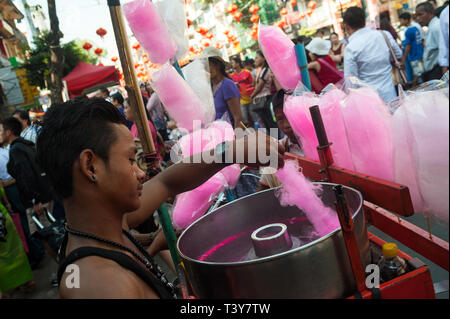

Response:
(177, 183), (370, 298)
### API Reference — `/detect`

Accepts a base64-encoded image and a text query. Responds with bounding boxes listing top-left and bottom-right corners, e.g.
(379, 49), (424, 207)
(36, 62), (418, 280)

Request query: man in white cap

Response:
(305, 38), (343, 87)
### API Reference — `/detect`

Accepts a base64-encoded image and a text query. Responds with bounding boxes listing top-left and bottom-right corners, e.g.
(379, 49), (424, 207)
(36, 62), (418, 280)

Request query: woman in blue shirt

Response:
(201, 47), (244, 129)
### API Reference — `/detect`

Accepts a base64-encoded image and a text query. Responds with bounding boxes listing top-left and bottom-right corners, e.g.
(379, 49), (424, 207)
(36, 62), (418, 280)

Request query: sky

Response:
(13, 0), (136, 64)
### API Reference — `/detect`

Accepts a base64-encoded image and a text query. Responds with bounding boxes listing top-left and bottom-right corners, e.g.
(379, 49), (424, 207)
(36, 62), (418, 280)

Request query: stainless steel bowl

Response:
(177, 183), (370, 299)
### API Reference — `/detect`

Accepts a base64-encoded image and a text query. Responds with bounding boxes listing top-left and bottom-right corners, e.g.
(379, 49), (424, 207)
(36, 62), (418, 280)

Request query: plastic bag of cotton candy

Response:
(153, 0), (189, 60)
(123, 0), (177, 65)
(393, 89), (449, 224)
(171, 121), (241, 230)
(151, 64), (211, 132)
(283, 83), (354, 171)
(182, 58), (216, 125)
(258, 24), (302, 91)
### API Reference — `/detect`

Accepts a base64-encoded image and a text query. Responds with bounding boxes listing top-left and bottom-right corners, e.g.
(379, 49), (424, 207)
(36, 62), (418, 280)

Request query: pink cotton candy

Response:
(341, 88), (394, 181)
(172, 121), (241, 229)
(318, 89), (355, 171)
(152, 64), (207, 132)
(275, 160), (340, 236)
(173, 173), (227, 230)
(123, 0), (177, 65)
(283, 93), (320, 161)
(392, 106), (424, 213)
(403, 91), (449, 223)
(259, 24), (302, 90)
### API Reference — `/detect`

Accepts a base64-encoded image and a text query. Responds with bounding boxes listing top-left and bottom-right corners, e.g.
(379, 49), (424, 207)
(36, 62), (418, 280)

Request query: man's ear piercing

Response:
(92, 174), (97, 180)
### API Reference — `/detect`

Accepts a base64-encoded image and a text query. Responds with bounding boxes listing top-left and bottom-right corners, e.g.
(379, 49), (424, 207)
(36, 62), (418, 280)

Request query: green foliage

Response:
(298, 27), (316, 38)
(20, 31), (98, 89)
(258, 0), (281, 26)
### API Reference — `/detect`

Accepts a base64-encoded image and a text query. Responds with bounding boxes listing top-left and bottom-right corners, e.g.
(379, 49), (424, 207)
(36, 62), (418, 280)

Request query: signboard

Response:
(14, 68), (39, 107)
(0, 66), (24, 105)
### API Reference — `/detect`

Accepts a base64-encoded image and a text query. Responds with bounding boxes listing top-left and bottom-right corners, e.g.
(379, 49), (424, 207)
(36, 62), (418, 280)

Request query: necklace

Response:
(64, 224), (177, 298)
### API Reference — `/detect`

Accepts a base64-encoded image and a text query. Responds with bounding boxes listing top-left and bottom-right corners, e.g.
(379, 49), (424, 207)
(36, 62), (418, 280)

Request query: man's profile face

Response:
(0, 125), (9, 145)
(415, 8), (431, 26)
(94, 124), (146, 213)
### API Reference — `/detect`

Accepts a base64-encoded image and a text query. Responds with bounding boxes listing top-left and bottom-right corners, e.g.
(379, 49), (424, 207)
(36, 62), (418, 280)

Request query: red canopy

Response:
(62, 61), (119, 98)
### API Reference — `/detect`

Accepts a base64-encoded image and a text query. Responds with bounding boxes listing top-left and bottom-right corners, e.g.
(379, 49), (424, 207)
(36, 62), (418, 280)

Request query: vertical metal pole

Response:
(107, 0), (182, 277)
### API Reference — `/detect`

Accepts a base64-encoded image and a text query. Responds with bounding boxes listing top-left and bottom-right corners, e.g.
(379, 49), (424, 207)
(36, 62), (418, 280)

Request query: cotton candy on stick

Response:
(123, 0), (177, 65)
(392, 106), (424, 213)
(284, 93), (320, 161)
(152, 64), (208, 132)
(172, 121), (241, 230)
(258, 24), (302, 90)
(341, 88), (394, 181)
(403, 91), (449, 223)
(275, 160), (340, 236)
(318, 88), (354, 171)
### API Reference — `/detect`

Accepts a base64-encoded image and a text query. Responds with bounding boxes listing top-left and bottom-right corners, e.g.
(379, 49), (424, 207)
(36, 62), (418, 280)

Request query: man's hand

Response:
(33, 202), (45, 216)
(231, 131), (285, 170)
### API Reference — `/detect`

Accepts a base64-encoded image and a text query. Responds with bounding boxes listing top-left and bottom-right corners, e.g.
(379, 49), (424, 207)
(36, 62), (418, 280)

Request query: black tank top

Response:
(57, 233), (176, 299)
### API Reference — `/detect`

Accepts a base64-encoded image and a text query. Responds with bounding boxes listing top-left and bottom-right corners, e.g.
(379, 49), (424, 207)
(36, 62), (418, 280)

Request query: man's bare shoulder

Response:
(59, 255), (159, 299)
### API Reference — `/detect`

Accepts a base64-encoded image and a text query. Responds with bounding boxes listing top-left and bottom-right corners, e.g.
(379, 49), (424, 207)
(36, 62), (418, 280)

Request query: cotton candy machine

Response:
(177, 183), (371, 299)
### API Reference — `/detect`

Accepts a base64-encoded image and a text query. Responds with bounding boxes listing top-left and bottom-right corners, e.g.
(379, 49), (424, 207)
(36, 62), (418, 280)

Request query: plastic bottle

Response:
(377, 243), (407, 283)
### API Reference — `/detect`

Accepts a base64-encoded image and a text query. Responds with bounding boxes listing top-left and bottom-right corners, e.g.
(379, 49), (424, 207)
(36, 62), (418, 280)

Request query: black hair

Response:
(417, 1), (436, 14)
(99, 86), (110, 96)
(272, 89), (285, 111)
(231, 56), (243, 68)
(243, 58), (255, 68)
(208, 57), (230, 78)
(399, 12), (412, 21)
(256, 50), (269, 68)
(124, 98), (153, 126)
(12, 110), (31, 126)
(110, 92), (124, 105)
(330, 32), (339, 37)
(36, 98), (126, 199)
(379, 17), (391, 31)
(343, 6), (366, 30)
(1, 117), (23, 137)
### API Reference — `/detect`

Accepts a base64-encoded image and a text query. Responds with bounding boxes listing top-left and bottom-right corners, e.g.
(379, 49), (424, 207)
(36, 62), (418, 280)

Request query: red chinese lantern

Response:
(144, 58), (150, 64)
(142, 53), (148, 58)
(94, 48), (103, 56)
(196, 27), (203, 33)
(249, 4), (260, 14)
(215, 43), (223, 50)
(233, 11), (243, 22)
(308, 1), (317, 9)
(134, 63), (141, 69)
(98, 63), (104, 66)
(82, 42), (92, 51)
(224, 30), (230, 35)
(132, 43), (140, 50)
(203, 41), (211, 47)
(250, 14), (259, 23)
(290, 0), (297, 6)
(96, 28), (107, 38)
(230, 4), (238, 13)
(187, 19), (193, 27)
(111, 56), (118, 62)
(206, 33), (213, 39)
(300, 13), (306, 19)
(307, 9), (313, 16)
(280, 8), (288, 16)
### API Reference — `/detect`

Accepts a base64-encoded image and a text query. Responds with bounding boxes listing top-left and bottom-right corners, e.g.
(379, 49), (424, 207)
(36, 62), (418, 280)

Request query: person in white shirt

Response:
(416, 1), (443, 81)
(438, 5), (449, 74)
(343, 6), (403, 103)
(12, 110), (39, 144)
